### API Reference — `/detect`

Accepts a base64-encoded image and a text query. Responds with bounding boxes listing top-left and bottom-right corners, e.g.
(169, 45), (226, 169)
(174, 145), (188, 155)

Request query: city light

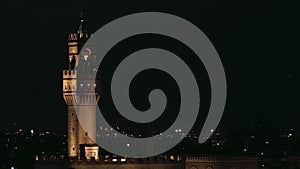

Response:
(121, 157), (126, 162)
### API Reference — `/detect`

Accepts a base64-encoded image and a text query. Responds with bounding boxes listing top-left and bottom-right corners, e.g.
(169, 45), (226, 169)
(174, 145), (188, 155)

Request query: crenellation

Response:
(69, 33), (78, 41)
(63, 70), (77, 78)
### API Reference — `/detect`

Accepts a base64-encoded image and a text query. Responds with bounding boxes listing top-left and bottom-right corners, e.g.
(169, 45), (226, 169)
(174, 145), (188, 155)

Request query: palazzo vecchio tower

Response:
(62, 13), (100, 160)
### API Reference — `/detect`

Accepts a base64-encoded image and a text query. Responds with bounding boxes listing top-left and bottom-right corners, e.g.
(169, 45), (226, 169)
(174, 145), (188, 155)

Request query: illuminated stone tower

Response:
(62, 13), (100, 160)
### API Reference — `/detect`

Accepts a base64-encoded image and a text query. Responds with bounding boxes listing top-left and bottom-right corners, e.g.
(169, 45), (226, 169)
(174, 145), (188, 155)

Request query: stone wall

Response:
(67, 163), (185, 169)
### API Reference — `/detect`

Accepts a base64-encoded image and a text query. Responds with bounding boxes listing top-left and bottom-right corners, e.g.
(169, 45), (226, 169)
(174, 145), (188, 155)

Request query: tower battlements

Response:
(63, 69), (98, 79)
(63, 93), (99, 106)
(69, 32), (90, 40)
(69, 33), (78, 41)
(63, 70), (77, 78)
(63, 69), (100, 93)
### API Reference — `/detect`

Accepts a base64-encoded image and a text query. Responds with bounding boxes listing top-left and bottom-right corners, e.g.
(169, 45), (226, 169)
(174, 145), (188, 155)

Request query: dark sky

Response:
(0, 0), (299, 131)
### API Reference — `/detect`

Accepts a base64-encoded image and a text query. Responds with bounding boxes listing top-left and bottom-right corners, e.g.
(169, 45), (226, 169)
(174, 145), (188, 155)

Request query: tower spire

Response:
(80, 11), (84, 20)
(78, 12), (85, 34)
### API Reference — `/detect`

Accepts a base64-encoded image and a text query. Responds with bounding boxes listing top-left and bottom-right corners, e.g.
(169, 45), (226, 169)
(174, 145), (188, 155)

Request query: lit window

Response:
(69, 46), (78, 54)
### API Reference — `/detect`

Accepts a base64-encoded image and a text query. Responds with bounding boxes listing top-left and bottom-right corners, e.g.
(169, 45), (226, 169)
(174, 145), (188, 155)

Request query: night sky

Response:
(0, 0), (298, 132)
